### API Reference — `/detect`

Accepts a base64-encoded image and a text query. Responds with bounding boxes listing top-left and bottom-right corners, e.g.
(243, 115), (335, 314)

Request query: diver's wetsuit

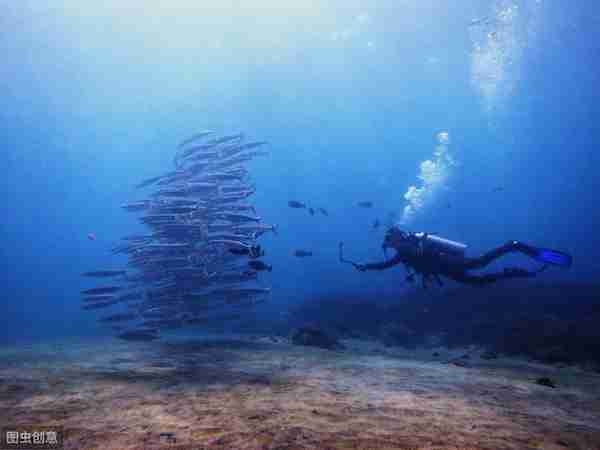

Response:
(362, 239), (539, 286)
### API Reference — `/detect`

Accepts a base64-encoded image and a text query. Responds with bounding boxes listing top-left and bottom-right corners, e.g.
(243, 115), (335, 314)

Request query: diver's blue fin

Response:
(533, 248), (572, 268)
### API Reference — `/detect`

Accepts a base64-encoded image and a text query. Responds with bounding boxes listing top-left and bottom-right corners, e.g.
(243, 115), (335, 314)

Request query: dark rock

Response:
(481, 350), (499, 360)
(532, 346), (573, 364)
(291, 326), (344, 350)
(450, 360), (469, 368)
(4, 384), (25, 393)
(335, 325), (356, 338)
(535, 377), (556, 388)
(287, 282), (600, 366)
(159, 432), (176, 444)
(379, 322), (419, 348)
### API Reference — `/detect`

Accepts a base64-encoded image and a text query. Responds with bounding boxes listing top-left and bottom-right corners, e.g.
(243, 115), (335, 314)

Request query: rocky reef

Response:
(291, 326), (345, 350)
(288, 281), (600, 368)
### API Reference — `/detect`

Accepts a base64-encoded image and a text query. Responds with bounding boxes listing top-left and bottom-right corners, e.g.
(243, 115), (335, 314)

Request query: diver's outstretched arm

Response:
(340, 242), (405, 272)
(359, 250), (404, 271)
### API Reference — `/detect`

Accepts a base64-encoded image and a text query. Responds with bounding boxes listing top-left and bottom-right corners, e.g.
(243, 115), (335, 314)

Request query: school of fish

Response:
(81, 131), (274, 341)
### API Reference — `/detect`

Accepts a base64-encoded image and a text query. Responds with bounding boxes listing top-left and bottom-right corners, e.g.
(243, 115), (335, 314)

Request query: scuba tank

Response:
(413, 232), (467, 257)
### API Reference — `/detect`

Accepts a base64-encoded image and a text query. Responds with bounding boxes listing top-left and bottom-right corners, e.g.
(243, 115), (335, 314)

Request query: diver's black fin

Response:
(514, 242), (572, 268)
(532, 248), (572, 268)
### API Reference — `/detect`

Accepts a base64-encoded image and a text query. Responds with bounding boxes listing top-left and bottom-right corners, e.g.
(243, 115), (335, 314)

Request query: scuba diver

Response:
(339, 226), (572, 288)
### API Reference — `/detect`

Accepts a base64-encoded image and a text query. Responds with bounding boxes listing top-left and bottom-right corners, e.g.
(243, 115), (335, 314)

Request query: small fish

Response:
(288, 200), (306, 209)
(177, 131), (214, 149)
(117, 291), (144, 302)
(212, 212), (260, 223)
(185, 317), (212, 325)
(81, 286), (122, 295)
(99, 313), (138, 323)
(87, 233), (97, 241)
(209, 132), (244, 146)
(117, 330), (159, 342)
(469, 16), (493, 27)
(82, 299), (120, 310)
(121, 200), (151, 211)
(82, 270), (127, 278)
(122, 234), (153, 242)
(294, 250), (313, 257)
(231, 224), (277, 236)
(135, 174), (164, 189)
(229, 247), (250, 256)
(317, 207), (329, 216)
(357, 201), (373, 208)
(373, 218), (380, 229)
(141, 319), (183, 330)
(308, 207), (315, 216)
(249, 245), (265, 258)
(492, 186), (504, 192)
(81, 294), (117, 302)
(248, 260), (272, 272)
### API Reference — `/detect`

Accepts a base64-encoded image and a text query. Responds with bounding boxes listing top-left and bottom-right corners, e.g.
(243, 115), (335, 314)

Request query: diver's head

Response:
(382, 225), (410, 250)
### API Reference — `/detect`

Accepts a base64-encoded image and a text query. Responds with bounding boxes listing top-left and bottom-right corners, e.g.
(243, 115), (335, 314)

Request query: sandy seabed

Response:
(0, 334), (599, 450)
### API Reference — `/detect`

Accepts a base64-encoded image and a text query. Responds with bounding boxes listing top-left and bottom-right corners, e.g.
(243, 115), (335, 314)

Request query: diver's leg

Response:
(463, 241), (537, 270)
(449, 272), (498, 286)
(450, 267), (535, 286)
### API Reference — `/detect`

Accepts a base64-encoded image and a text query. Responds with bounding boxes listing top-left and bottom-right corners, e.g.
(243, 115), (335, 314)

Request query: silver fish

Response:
(136, 175), (165, 189)
(177, 131), (214, 150)
(82, 270), (127, 278)
(81, 286), (123, 295)
(117, 330), (159, 341)
(99, 313), (138, 323)
(82, 299), (121, 310)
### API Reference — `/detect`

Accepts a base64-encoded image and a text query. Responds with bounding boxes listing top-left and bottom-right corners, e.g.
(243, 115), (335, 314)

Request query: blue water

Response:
(1, 0), (598, 342)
